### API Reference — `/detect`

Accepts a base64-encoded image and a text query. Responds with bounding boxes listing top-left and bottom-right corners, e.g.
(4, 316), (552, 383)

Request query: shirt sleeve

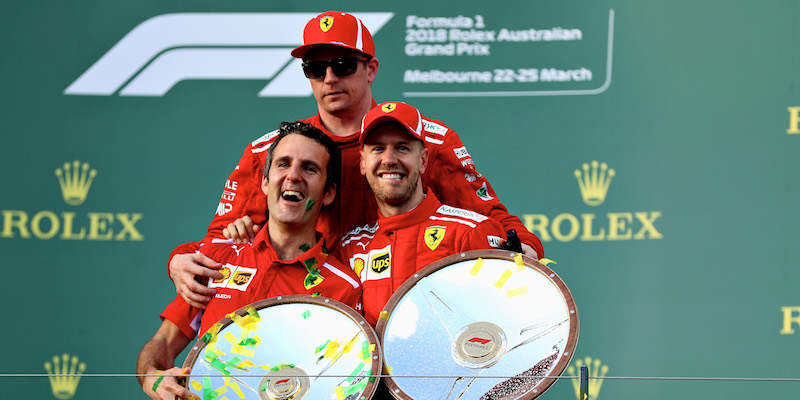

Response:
(160, 295), (202, 340)
(422, 120), (544, 258)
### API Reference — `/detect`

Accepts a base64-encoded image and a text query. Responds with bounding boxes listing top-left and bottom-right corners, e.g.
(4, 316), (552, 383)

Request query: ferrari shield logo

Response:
(320, 16), (334, 32)
(304, 273), (324, 290)
(425, 226), (446, 250)
(381, 103), (397, 113)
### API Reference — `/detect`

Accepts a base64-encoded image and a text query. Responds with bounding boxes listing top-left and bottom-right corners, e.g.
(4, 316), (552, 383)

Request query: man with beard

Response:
(337, 101), (506, 326)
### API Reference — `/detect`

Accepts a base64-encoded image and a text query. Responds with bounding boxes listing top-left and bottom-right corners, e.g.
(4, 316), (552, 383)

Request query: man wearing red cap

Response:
(338, 101), (507, 326)
(168, 11), (544, 309)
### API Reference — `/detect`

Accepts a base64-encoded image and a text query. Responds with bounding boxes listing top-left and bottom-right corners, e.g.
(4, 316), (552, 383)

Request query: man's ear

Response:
(359, 149), (367, 176)
(322, 183), (336, 206)
(366, 57), (379, 84)
(419, 147), (429, 174)
(261, 175), (269, 196)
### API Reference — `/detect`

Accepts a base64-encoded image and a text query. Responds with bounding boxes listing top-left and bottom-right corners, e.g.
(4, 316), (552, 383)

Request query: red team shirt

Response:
(161, 226), (362, 338)
(336, 193), (506, 326)
(168, 110), (544, 267)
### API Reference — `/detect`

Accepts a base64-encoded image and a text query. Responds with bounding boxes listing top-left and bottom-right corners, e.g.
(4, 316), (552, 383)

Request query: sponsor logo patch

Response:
(208, 264), (256, 292)
(453, 146), (471, 159)
(320, 16), (334, 32)
(371, 252), (391, 273)
(422, 119), (448, 135)
(424, 226), (446, 250)
(476, 182), (494, 201)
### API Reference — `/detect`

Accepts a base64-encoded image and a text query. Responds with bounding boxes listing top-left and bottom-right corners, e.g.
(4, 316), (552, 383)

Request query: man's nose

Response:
(286, 165), (303, 181)
(323, 66), (339, 82)
(380, 149), (399, 165)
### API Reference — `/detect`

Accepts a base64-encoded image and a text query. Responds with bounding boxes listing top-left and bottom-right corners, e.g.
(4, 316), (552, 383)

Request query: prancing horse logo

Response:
(424, 226), (446, 250)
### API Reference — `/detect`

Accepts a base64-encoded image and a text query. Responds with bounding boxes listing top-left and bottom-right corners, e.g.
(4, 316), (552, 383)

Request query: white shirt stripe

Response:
(322, 262), (360, 289)
(428, 215), (477, 228)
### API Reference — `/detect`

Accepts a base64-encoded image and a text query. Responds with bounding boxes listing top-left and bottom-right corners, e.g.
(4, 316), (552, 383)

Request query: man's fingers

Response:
(242, 216), (257, 240)
(521, 243), (539, 260)
(192, 253), (222, 269)
(156, 368), (194, 400)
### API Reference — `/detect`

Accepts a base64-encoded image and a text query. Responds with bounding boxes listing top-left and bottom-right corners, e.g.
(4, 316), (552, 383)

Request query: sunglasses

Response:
(301, 56), (368, 80)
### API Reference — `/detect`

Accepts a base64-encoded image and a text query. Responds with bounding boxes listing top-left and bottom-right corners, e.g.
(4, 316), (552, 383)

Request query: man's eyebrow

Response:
(300, 158), (323, 170)
(273, 155), (292, 163)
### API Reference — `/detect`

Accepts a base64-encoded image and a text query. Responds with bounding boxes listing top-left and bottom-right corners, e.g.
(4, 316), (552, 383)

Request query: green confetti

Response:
(152, 376), (164, 392)
(270, 364), (294, 372)
(224, 357), (243, 370)
(200, 332), (212, 343)
(302, 310), (312, 319)
(304, 258), (318, 270)
(210, 359), (231, 375)
(311, 292), (321, 297)
(259, 382), (268, 392)
(305, 199), (316, 211)
(346, 362), (366, 383)
(315, 340), (331, 354)
(299, 243), (311, 252)
(238, 337), (259, 347)
(360, 341), (370, 360)
(203, 377), (215, 400)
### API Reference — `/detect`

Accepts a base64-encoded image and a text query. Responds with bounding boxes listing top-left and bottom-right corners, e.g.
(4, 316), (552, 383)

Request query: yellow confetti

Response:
(470, 258), (485, 276)
(507, 287), (529, 297)
(341, 335), (359, 355)
(237, 360), (257, 369)
(335, 386), (346, 400)
(514, 253), (525, 272)
(208, 322), (223, 336)
(190, 379), (203, 391)
(384, 365), (393, 375)
(538, 258), (557, 267)
(224, 377), (245, 399)
(324, 340), (341, 358)
(379, 311), (390, 320)
(224, 332), (239, 345)
(494, 269), (513, 289)
(230, 346), (255, 357)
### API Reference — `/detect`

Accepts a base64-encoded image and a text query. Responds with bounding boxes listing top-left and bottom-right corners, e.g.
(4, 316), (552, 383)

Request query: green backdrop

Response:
(1, 1), (798, 399)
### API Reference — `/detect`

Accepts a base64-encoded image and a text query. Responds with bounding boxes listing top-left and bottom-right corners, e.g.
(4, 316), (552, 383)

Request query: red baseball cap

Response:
(291, 11), (375, 59)
(360, 102), (424, 145)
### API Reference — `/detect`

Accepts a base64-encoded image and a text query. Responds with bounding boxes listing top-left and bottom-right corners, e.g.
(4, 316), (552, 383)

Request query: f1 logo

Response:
(64, 12), (393, 97)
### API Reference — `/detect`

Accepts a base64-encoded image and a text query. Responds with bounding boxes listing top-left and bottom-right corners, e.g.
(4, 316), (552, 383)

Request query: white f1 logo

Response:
(64, 12), (393, 97)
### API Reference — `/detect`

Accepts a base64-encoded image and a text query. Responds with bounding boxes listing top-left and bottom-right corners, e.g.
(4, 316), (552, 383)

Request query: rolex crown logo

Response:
(567, 356), (608, 400)
(44, 353), (86, 400)
(574, 161), (615, 206)
(55, 160), (97, 206)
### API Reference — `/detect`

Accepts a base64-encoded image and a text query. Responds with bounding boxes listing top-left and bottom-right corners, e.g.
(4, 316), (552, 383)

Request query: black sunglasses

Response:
(301, 56), (368, 80)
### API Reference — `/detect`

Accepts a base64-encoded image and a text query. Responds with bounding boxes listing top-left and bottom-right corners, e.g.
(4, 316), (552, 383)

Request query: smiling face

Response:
(360, 122), (429, 216)
(262, 134), (336, 230)
(304, 46), (378, 120)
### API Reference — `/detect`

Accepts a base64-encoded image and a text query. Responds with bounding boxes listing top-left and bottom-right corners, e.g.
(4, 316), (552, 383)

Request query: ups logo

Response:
(232, 271), (252, 285)
(371, 253), (391, 273)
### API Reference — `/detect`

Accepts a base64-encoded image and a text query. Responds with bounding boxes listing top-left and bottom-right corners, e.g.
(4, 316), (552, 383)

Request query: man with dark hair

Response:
(168, 11), (544, 310)
(137, 122), (360, 400)
(339, 101), (507, 326)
